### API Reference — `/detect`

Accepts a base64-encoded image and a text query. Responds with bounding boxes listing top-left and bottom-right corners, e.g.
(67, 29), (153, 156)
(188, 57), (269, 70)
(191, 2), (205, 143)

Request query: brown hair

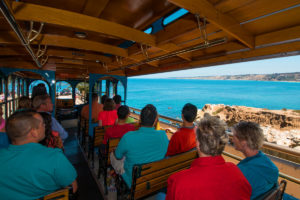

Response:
(18, 96), (32, 110)
(5, 110), (40, 141)
(103, 98), (116, 111)
(232, 121), (264, 150)
(196, 115), (228, 156)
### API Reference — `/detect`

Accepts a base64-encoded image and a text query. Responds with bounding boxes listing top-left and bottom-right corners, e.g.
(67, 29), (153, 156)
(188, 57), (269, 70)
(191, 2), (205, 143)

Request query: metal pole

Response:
(0, 0), (42, 68)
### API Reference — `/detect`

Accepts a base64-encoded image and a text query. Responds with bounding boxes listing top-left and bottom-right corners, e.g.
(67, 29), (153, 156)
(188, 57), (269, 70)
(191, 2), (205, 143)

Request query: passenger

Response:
(33, 95), (68, 141)
(0, 106), (9, 148)
(166, 115), (251, 200)
(98, 98), (118, 127)
(32, 83), (47, 100)
(81, 93), (102, 121)
(113, 94), (122, 110)
(114, 104), (169, 188)
(39, 112), (63, 149)
(232, 121), (279, 199)
(0, 106), (5, 132)
(103, 105), (135, 145)
(16, 96), (32, 112)
(166, 103), (197, 156)
(0, 110), (77, 199)
(101, 94), (108, 106)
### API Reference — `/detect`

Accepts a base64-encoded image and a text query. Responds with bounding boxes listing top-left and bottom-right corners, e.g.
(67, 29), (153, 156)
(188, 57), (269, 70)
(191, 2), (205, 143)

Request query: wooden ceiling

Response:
(0, 0), (299, 79)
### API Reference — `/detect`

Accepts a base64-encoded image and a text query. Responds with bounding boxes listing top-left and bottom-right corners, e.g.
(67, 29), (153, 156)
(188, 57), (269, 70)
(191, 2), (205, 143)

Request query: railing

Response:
(222, 151), (300, 185)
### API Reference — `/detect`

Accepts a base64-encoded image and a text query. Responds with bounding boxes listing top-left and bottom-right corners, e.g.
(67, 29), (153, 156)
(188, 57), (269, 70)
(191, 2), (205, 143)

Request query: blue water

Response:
(126, 79), (300, 119)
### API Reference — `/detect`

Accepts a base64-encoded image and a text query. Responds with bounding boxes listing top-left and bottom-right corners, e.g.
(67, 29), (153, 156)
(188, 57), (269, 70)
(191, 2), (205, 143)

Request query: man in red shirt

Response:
(166, 103), (197, 156)
(166, 115), (251, 200)
(103, 105), (135, 144)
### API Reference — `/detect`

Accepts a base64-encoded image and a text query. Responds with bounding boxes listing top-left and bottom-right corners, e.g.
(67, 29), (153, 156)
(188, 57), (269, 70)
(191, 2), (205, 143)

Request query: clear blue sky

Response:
(132, 55), (300, 78)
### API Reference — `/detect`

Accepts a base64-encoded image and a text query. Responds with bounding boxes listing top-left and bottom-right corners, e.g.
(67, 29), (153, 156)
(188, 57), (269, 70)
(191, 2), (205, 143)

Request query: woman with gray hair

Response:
(232, 121), (279, 199)
(166, 115), (251, 200)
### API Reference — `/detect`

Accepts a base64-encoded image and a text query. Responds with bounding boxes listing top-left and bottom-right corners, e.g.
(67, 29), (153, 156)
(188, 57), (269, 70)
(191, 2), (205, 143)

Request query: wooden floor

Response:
(64, 126), (103, 200)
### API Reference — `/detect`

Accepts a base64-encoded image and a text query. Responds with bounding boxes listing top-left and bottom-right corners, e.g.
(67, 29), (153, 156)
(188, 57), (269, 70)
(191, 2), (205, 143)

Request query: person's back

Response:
(166, 115), (251, 200)
(81, 93), (103, 121)
(166, 103), (197, 156)
(98, 98), (118, 126)
(103, 105), (135, 144)
(0, 111), (77, 200)
(114, 104), (169, 187)
(238, 151), (278, 199)
(0, 143), (76, 200)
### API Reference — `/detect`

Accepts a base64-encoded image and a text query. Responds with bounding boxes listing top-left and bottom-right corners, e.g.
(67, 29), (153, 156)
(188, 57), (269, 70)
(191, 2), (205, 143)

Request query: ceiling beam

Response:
(12, 1), (156, 46)
(168, 0), (255, 48)
(0, 31), (128, 57)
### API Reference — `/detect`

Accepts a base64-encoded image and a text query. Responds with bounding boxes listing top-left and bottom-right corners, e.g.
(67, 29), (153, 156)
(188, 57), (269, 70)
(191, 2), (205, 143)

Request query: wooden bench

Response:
(56, 99), (74, 108)
(117, 149), (198, 200)
(98, 138), (120, 194)
(254, 180), (287, 200)
(38, 188), (69, 200)
(88, 126), (106, 167)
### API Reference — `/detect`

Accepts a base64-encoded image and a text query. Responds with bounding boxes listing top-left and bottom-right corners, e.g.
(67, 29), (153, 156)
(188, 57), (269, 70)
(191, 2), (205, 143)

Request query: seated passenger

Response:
(98, 98), (118, 127)
(166, 115), (251, 200)
(166, 103), (197, 156)
(114, 104), (169, 188)
(16, 96), (32, 112)
(32, 83), (48, 100)
(113, 94), (122, 110)
(39, 112), (64, 149)
(0, 110), (77, 199)
(0, 106), (5, 132)
(100, 94), (107, 107)
(81, 93), (103, 121)
(232, 121), (279, 199)
(103, 105), (135, 145)
(33, 95), (68, 141)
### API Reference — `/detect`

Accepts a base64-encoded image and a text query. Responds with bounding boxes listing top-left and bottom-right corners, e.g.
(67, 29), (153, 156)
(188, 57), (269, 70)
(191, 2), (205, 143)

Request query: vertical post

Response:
(12, 76), (15, 112)
(4, 77), (8, 119)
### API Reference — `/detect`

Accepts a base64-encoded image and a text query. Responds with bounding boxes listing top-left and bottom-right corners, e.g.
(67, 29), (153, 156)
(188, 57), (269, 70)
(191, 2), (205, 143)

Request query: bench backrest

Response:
(93, 126), (106, 147)
(56, 99), (73, 108)
(254, 180), (287, 200)
(106, 138), (121, 165)
(38, 188), (69, 200)
(130, 150), (198, 200)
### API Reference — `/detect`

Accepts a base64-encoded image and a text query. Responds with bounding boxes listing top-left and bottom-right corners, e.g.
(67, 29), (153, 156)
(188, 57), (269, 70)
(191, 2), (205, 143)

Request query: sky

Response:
(132, 55), (300, 79)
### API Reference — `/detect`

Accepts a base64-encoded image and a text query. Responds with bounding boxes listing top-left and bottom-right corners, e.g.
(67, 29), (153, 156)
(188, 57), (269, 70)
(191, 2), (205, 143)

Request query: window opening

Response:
(144, 27), (152, 34)
(163, 8), (189, 26)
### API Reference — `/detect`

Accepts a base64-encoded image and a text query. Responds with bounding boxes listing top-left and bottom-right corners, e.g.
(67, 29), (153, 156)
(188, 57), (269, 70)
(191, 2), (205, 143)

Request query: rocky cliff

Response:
(196, 104), (300, 150)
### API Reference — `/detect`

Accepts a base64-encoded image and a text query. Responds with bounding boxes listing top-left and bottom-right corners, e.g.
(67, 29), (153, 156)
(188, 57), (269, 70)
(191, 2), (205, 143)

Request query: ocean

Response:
(126, 79), (300, 119)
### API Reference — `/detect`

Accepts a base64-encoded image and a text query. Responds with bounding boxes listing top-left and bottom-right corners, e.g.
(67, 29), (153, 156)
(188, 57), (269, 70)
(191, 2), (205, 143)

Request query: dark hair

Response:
(5, 110), (40, 141)
(103, 98), (116, 111)
(113, 95), (121, 104)
(117, 105), (129, 120)
(92, 93), (98, 101)
(182, 103), (197, 122)
(18, 96), (32, 110)
(140, 104), (157, 127)
(39, 112), (53, 146)
(32, 84), (47, 100)
(101, 95), (108, 104)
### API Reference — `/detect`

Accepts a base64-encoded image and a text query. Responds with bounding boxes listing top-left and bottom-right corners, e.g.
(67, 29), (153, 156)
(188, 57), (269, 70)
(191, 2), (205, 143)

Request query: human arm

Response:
(51, 117), (68, 140)
(114, 135), (128, 160)
(71, 180), (78, 193)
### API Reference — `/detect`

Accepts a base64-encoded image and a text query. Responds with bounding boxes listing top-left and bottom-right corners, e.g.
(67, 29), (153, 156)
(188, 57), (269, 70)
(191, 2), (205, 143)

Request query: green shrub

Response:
(212, 108), (224, 115)
(282, 108), (287, 111)
(293, 110), (300, 114)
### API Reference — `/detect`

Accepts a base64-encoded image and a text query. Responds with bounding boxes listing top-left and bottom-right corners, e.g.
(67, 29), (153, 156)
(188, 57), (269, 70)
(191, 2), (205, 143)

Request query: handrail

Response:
(0, 0), (42, 68)
(129, 106), (182, 125)
(222, 151), (300, 185)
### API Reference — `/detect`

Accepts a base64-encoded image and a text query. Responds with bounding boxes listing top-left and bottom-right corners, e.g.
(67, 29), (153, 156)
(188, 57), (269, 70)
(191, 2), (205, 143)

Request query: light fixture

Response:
(74, 32), (87, 39)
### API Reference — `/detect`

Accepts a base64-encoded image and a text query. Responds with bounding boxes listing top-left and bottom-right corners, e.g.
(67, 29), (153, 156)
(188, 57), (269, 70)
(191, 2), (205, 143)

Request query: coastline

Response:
(196, 104), (300, 150)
